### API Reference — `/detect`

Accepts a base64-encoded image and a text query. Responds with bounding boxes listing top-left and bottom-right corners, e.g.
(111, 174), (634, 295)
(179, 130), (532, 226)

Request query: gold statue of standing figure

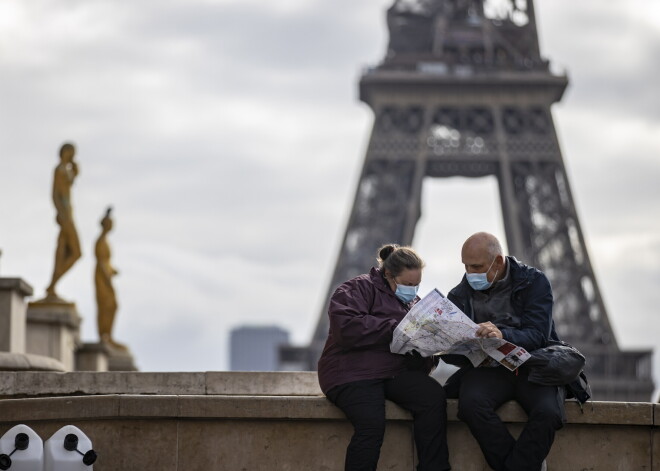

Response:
(95, 207), (126, 351)
(46, 142), (82, 300)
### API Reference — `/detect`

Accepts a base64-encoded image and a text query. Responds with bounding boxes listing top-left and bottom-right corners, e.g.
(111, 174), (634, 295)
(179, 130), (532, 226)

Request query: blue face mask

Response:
(395, 284), (419, 303)
(466, 257), (498, 291)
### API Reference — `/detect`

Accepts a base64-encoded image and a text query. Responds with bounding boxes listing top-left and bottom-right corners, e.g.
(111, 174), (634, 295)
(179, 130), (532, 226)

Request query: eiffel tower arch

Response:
(281, 0), (653, 401)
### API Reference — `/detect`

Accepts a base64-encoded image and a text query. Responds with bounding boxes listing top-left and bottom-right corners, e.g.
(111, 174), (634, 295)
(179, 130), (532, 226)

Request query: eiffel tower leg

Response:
(310, 154), (424, 362)
(506, 160), (611, 344)
(496, 125), (533, 265)
(503, 158), (657, 399)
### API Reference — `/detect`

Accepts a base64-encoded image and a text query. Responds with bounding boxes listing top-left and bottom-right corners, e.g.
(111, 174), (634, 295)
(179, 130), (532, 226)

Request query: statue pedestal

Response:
(76, 342), (111, 372)
(107, 346), (138, 371)
(0, 278), (33, 353)
(26, 300), (81, 371)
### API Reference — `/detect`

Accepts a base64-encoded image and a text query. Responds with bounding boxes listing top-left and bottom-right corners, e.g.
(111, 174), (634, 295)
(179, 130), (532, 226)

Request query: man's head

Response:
(461, 232), (506, 286)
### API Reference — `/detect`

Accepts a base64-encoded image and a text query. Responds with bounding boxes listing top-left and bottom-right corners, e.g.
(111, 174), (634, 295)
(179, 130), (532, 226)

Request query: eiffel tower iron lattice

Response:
(281, 0), (653, 401)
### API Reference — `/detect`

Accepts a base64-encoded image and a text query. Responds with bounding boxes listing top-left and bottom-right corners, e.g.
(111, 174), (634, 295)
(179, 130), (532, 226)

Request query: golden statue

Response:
(45, 143), (82, 300)
(95, 207), (126, 351)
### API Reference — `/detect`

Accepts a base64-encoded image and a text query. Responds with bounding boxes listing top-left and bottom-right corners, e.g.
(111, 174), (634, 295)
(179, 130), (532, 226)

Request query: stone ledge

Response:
(0, 353), (66, 372)
(177, 395), (412, 420)
(1, 371), (207, 396)
(0, 395), (410, 421)
(0, 395), (120, 422)
(0, 371), (322, 397)
(474, 400), (655, 426)
(206, 371), (322, 396)
(26, 305), (81, 328)
(0, 394), (654, 426)
(0, 278), (33, 296)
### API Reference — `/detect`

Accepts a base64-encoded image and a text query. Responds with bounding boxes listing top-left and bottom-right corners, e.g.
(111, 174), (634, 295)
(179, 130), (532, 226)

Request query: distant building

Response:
(229, 326), (290, 371)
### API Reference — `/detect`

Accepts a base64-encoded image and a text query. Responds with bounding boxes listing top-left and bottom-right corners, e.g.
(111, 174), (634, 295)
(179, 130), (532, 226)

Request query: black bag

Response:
(526, 340), (591, 406)
(526, 340), (586, 387)
(564, 371), (591, 405)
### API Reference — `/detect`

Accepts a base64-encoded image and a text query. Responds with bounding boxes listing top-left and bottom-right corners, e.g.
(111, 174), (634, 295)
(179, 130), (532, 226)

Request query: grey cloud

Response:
(538, 1), (660, 121)
(128, 1), (386, 71)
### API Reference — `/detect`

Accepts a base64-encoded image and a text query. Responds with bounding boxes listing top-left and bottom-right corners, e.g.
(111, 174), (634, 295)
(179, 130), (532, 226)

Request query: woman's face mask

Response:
(395, 283), (419, 303)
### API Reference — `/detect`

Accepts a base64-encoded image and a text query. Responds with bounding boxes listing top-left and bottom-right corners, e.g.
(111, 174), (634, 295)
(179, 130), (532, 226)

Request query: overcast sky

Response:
(0, 0), (658, 395)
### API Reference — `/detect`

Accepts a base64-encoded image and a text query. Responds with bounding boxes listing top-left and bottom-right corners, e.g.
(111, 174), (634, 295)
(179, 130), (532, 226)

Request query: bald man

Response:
(442, 232), (562, 471)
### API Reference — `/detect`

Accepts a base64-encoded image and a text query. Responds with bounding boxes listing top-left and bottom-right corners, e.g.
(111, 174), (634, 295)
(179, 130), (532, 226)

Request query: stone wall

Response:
(0, 372), (657, 470)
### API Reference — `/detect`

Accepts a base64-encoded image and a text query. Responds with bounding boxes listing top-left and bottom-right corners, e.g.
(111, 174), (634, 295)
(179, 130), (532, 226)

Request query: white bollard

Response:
(43, 426), (97, 471)
(0, 424), (44, 471)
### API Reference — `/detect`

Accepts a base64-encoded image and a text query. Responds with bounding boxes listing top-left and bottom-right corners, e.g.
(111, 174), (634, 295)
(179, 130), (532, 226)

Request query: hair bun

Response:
(378, 244), (398, 262)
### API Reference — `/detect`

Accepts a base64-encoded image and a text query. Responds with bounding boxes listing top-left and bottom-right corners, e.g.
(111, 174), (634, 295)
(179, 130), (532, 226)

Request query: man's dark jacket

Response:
(443, 257), (591, 404)
(443, 256), (559, 369)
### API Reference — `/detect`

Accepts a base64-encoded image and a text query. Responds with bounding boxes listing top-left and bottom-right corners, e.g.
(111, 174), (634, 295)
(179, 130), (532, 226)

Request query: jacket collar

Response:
(507, 256), (538, 289)
(369, 266), (394, 295)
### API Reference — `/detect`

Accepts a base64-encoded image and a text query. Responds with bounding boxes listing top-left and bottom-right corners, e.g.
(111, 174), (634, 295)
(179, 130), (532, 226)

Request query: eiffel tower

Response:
(281, 0), (653, 401)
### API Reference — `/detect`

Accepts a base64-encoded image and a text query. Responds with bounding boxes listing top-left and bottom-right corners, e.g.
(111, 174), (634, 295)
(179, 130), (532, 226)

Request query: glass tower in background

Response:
(229, 326), (290, 371)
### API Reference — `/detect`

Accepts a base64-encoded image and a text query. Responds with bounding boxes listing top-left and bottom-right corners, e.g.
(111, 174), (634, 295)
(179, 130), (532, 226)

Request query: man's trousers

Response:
(457, 367), (564, 471)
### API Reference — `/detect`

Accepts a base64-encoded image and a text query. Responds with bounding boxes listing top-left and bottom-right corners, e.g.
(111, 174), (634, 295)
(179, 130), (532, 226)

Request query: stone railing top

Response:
(0, 371), (323, 397)
(0, 277), (33, 297)
(0, 353), (66, 372)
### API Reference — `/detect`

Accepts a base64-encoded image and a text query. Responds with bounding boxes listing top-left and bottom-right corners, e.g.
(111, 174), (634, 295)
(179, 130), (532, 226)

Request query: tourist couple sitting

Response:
(318, 233), (563, 471)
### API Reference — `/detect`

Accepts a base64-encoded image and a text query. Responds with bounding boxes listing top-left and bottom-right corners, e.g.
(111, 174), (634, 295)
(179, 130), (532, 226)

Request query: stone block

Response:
(206, 371), (323, 395)
(100, 371), (205, 394)
(177, 419), (414, 471)
(119, 395), (179, 418)
(0, 278), (32, 354)
(76, 342), (110, 371)
(26, 301), (81, 371)
(0, 372), (16, 395)
(549, 424), (652, 469)
(447, 421), (498, 470)
(16, 419), (179, 471)
(564, 400), (653, 425)
(0, 353), (65, 372)
(0, 279), (33, 297)
(107, 347), (138, 371)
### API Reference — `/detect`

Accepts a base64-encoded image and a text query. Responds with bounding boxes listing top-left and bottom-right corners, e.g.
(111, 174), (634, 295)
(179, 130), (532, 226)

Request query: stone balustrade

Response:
(0, 371), (657, 470)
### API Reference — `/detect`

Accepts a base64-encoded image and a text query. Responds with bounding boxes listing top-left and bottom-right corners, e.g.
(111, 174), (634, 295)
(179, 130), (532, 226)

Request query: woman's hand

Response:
(404, 349), (427, 371)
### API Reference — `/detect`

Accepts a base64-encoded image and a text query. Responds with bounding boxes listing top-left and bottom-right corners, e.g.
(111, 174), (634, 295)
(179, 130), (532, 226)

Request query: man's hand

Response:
(476, 321), (503, 339)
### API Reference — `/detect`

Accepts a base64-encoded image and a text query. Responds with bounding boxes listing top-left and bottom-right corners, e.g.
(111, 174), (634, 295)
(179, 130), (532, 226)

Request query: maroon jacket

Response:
(317, 267), (416, 394)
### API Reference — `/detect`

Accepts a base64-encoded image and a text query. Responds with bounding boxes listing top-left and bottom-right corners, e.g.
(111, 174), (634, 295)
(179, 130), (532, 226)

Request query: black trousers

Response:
(457, 367), (564, 471)
(326, 370), (450, 471)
